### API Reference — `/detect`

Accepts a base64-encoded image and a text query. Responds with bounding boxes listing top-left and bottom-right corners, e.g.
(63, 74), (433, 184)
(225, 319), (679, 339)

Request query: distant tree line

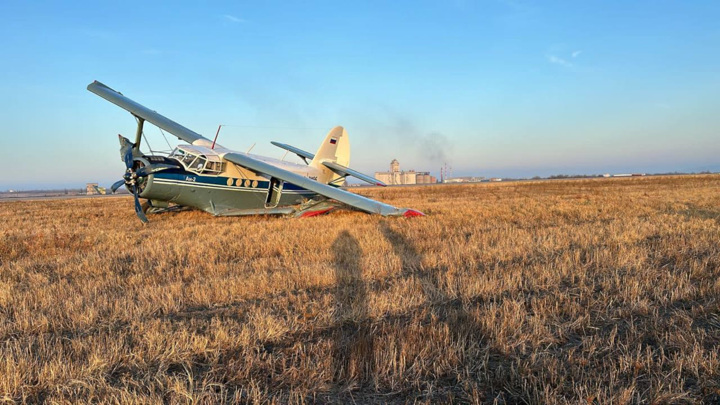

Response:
(547, 174), (604, 179)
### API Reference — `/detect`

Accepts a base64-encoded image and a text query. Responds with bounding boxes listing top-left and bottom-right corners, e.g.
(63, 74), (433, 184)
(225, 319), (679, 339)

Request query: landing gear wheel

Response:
(141, 201), (152, 214)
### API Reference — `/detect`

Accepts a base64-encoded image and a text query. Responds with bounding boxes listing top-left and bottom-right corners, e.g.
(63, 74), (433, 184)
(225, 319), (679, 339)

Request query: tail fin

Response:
(310, 126), (350, 184)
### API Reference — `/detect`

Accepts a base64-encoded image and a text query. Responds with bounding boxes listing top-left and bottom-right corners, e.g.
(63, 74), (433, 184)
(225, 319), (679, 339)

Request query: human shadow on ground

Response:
(379, 222), (477, 333)
(98, 225), (513, 403)
(331, 230), (374, 392)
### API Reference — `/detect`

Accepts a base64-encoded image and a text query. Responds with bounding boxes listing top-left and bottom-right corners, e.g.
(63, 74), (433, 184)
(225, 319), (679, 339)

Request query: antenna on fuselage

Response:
(211, 124), (224, 149)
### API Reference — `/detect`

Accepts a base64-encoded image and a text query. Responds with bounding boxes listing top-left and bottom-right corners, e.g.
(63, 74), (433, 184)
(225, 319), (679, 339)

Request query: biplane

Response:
(87, 81), (424, 223)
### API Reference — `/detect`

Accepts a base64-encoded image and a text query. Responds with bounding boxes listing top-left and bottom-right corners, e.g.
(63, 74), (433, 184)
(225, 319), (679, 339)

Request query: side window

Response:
(204, 161), (224, 174)
(192, 156), (207, 172)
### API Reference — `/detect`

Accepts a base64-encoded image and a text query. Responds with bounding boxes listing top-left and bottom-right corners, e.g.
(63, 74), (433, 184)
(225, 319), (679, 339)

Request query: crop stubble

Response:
(0, 175), (719, 403)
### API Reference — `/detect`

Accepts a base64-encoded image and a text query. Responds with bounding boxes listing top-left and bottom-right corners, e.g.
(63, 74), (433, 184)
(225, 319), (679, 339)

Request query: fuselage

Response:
(139, 143), (327, 216)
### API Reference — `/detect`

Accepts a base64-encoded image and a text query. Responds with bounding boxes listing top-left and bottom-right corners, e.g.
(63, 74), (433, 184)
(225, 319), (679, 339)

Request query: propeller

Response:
(132, 184), (148, 223)
(110, 179), (125, 194)
(111, 134), (173, 224)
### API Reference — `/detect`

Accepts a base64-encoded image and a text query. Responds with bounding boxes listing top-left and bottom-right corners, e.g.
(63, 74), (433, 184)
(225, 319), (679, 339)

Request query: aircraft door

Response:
(265, 177), (284, 208)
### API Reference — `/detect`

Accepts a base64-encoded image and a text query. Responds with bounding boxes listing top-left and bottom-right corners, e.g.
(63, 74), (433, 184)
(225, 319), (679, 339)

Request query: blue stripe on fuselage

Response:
(153, 171), (312, 192)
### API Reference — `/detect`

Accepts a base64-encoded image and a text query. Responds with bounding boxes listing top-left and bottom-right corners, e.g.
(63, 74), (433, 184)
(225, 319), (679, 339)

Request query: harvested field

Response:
(1, 175), (719, 403)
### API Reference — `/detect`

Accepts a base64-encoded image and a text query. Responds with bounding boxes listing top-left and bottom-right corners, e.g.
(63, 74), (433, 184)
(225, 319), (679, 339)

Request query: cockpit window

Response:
(182, 154), (198, 168)
(170, 148), (224, 175)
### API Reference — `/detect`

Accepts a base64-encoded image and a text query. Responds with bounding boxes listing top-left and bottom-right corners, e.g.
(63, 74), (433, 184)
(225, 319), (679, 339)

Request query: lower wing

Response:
(222, 152), (423, 217)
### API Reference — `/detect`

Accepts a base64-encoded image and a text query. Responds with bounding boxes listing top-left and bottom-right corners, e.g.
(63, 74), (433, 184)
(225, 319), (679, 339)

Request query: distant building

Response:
(86, 183), (106, 195)
(374, 159), (437, 185)
(443, 176), (485, 183)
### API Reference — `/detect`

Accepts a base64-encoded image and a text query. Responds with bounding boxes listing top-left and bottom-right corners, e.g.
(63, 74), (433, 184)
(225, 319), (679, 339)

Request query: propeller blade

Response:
(132, 185), (149, 224)
(119, 135), (135, 169)
(110, 179), (126, 193)
(136, 163), (176, 177)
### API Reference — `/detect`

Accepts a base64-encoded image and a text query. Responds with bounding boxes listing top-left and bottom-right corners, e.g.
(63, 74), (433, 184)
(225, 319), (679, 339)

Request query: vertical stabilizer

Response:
(310, 126), (350, 184)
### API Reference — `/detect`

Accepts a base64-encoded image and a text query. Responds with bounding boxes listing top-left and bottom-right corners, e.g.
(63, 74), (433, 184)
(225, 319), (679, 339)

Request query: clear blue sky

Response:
(1, 0), (719, 189)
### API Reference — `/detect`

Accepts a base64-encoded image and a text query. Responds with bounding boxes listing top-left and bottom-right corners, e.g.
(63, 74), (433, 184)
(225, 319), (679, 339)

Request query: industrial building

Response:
(374, 159), (437, 185)
(439, 163), (488, 183)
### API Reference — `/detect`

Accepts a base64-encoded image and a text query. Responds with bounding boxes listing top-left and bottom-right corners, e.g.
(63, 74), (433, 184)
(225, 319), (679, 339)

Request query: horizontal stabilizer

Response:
(222, 152), (418, 216)
(271, 141), (315, 164)
(87, 81), (208, 145)
(322, 161), (386, 186)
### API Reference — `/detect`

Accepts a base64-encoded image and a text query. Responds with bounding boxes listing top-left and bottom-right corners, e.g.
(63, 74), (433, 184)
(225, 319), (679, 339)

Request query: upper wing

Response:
(222, 152), (422, 217)
(271, 141), (315, 164)
(87, 81), (209, 145)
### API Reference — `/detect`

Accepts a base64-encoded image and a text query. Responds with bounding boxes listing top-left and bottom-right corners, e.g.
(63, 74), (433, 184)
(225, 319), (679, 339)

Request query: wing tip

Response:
(298, 208), (334, 218)
(402, 209), (425, 218)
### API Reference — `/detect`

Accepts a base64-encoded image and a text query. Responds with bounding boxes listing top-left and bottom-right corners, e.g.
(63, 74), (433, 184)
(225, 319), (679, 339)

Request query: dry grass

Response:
(1, 175), (719, 404)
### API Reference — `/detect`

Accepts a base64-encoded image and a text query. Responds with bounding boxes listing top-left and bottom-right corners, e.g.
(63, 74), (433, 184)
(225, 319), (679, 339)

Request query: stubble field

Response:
(1, 175), (719, 404)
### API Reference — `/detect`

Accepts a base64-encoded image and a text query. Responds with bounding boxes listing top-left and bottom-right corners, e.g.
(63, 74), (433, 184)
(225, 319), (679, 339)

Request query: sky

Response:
(1, 0), (719, 189)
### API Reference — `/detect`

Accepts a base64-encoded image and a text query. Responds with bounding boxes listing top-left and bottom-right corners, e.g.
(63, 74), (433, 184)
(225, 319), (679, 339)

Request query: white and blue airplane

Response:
(87, 81), (424, 223)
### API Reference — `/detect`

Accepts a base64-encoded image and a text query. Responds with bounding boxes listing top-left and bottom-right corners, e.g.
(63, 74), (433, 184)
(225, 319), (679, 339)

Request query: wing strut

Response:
(133, 117), (145, 154)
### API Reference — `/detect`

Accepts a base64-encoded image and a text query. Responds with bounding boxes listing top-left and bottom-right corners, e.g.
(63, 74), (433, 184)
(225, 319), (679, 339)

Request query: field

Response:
(1, 175), (719, 404)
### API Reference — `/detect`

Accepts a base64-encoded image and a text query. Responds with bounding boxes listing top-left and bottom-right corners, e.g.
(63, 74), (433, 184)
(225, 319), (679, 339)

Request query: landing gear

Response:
(141, 201), (152, 214)
(141, 200), (191, 215)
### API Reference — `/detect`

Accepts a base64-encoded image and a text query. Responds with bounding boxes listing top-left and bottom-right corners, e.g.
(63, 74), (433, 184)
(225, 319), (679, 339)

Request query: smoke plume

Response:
(389, 115), (452, 164)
